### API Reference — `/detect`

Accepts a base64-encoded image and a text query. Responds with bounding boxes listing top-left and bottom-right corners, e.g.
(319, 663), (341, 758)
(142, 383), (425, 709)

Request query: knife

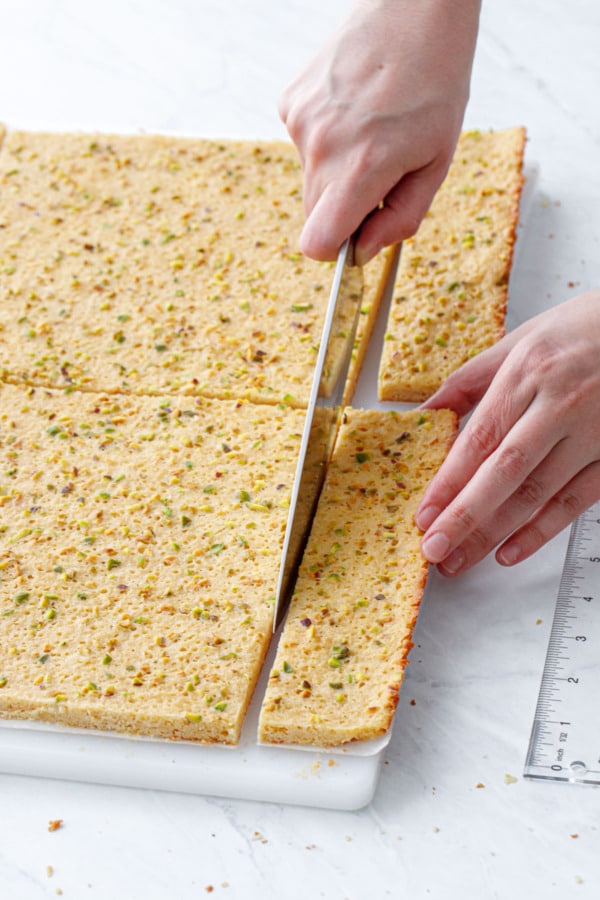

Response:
(272, 236), (364, 631)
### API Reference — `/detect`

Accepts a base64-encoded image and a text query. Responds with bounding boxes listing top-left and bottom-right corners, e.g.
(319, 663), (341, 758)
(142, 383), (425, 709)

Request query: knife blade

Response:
(272, 236), (364, 631)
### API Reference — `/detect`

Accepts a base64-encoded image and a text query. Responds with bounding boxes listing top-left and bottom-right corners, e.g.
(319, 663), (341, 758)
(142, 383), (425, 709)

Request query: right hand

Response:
(280, 0), (481, 264)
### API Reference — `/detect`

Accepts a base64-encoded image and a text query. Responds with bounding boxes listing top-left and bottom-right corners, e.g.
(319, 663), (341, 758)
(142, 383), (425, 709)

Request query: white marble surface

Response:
(1, 1), (599, 897)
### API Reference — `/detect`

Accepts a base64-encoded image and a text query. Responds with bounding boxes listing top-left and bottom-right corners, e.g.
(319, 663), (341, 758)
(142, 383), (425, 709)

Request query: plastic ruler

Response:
(524, 499), (600, 785)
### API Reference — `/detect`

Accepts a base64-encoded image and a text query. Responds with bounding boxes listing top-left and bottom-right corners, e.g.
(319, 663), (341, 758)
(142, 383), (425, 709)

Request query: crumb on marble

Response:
(252, 831), (268, 843)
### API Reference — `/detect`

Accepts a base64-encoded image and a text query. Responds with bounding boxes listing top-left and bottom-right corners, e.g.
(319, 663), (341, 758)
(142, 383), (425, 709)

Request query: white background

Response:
(0, 1), (599, 897)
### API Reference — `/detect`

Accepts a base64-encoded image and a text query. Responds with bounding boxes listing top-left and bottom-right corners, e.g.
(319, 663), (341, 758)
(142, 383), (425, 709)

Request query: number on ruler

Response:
(524, 501), (600, 784)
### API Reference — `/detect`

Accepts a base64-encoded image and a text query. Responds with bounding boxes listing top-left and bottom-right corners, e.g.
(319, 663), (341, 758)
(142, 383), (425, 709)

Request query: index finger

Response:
(299, 176), (369, 261)
(415, 354), (537, 537)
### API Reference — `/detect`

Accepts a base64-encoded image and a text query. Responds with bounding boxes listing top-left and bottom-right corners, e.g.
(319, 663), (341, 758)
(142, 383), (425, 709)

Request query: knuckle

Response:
(495, 443), (528, 483)
(515, 473), (546, 508)
(558, 379), (593, 416)
(552, 488), (585, 520)
(520, 335), (583, 405)
(520, 520), (548, 555)
(303, 119), (338, 166)
(464, 525), (491, 555)
(466, 419), (499, 457)
(521, 336), (560, 379)
(285, 108), (306, 146)
(521, 332), (565, 384)
(448, 503), (475, 533)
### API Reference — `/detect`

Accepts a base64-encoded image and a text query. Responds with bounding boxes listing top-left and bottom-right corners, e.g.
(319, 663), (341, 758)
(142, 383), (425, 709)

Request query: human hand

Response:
(280, 0), (480, 264)
(415, 291), (600, 574)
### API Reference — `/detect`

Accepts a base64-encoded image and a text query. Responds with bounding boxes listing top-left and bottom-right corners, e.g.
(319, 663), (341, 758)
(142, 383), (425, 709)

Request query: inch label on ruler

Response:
(524, 499), (600, 785)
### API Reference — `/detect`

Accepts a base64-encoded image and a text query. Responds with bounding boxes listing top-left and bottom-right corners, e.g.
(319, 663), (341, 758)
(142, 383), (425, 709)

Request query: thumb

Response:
(420, 340), (511, 417)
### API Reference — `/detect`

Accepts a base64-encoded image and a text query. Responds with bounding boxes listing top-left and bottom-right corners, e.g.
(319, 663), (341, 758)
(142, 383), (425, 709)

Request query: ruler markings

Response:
(524, 499), (600, 785)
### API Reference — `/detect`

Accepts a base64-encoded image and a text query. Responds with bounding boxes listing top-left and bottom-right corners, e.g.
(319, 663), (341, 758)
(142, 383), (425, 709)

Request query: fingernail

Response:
(497, 543), (521, 566)
(355, 242), (380, 267)
(421, 531), (450, 563)
(439, 547), (466, 575)
(299, 222), (330, 262)
(415, 505), (441, 532)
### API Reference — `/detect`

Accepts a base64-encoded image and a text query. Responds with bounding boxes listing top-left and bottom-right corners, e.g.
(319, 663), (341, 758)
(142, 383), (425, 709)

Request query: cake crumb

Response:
(476, 783), (485, 789)
(252, 831), (268, 843)
(47, 865), (54, 878)
(48, 820), (63, 832)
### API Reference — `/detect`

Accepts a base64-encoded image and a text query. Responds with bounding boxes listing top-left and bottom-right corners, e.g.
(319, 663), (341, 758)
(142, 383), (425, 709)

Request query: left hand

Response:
(414, 291), (600, 575)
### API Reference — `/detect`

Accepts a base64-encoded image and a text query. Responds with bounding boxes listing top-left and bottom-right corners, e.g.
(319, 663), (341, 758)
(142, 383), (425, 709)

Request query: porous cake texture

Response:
(0, 382), (305, 744)
(0, 125), (396, 747)
(0, 130), (385, 407)
(259, 408), (458, 747)
(0, 124), (491, 748)
(379, 127), (526, 402)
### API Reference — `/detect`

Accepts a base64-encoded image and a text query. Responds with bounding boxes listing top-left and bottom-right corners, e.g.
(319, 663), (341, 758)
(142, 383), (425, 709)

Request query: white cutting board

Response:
(0, 166), (535, 808)
(0, 723), (387, 811)
(0, 629), (390, 810)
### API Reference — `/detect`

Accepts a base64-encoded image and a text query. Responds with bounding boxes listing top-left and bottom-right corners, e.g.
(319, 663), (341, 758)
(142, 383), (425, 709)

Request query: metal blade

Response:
(272, 236), (363, 631)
